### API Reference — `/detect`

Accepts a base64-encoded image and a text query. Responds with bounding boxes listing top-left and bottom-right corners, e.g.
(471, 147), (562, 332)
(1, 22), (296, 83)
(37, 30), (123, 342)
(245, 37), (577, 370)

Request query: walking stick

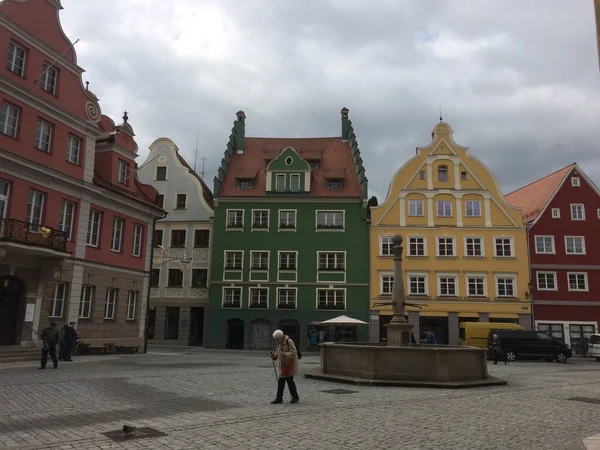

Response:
(271, 358), (279, 382)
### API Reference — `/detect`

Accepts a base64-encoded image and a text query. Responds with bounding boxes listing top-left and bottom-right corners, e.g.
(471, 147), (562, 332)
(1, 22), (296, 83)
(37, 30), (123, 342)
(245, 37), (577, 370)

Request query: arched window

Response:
(438, 165), (448, 182)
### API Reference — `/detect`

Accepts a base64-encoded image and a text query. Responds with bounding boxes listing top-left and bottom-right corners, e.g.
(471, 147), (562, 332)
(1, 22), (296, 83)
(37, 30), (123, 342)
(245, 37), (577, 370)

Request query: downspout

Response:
(525, 223), (534, 331)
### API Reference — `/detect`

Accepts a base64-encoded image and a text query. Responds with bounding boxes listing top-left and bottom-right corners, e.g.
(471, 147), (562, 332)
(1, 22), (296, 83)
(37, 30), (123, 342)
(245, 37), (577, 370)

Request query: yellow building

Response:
(369, 122), (531, 345)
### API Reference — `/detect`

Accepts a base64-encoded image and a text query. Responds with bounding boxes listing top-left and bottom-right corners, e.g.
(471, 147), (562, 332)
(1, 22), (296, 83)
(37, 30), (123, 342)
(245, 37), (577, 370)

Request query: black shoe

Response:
(504, 361), (507, 365)
(38, 367), (45, 370)
(290, 398), (299, 404)
(270, 399), (283, 404)
(65, 359), (73, 362)
(493, 362), (497, 365)
(53, 365), (57, 369)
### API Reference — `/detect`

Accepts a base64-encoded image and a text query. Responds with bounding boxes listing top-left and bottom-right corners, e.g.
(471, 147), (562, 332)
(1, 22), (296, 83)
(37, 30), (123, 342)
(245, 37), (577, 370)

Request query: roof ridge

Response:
(505, 163), (575, 197)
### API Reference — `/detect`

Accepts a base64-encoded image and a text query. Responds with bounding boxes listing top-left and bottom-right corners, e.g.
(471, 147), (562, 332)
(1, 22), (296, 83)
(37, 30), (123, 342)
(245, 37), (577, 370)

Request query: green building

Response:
(207, 108), (369, 350)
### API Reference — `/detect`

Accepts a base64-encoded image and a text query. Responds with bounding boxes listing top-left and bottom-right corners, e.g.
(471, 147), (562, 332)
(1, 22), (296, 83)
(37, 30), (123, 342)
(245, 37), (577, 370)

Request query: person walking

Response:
(58, 324), (68, 361)
(492, 333), (507, 365)
(270, 329), (300, 404)
(63, 322), (77, 362)
(39, 321), (59, 370)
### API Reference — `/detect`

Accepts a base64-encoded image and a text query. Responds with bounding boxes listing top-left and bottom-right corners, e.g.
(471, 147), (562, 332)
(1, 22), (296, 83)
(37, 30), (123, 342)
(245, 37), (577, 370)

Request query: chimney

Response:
(235, 110), (245, 154)
(341, 107), (350, 140)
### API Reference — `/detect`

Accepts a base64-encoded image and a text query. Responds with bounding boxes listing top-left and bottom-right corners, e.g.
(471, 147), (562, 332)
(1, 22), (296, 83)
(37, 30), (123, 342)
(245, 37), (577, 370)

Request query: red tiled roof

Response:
(93, 171), (163, 210)
(218, 137), (362, 197)
(504, 164), (574, 222)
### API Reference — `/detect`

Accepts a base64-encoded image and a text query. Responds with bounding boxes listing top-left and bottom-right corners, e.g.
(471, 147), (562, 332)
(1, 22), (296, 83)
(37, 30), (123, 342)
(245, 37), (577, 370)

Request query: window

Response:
(194, 229), (210, 247)
(176, 194), (187, 209)
(571, 177), (580, 187)
(570, 204), (585, 220)
(40, 63), (58, 94)
(277, 289), (296, 309)
(537, 272), (557, 291)
(251, 251), (269, 270)
(0, 102), (19, 138)
(86, 210), (101, 247)
(327, 180), (342, 190)
(276, 174), (286, 191)
(308, 161), (320, 170)
(436, 201), (452, 217)
(419, 171), (426, 180)
(496, 277), (515, 297)
(279, 210), (296, 229)
(34, 119), (52, 152)
(191, 269), (208, 287)
(170, 230), (186, 248)
(408, 200), (424, 216)
(318, 252), (345, 270)
(168, 268), (183, 287)
(598, 208), (600, 219)
(66, 134), (81, 164)
(79, 285), (94, 319)
(252, 210), (269, 228)
(438, 276), (457, 296)
(110, 217), (124, 252)
(381, 275), (394, 295)
(227, 210), (243, 228)
(155, 166), (167, 180)
(317, 289), (345, 310)
(0, 180), (8, 221)
(156, 194), (164, 208)
(568, 273), (588, 291)
(494, 237), (513, 257)
(380, 236), (393, 256)
(408, 236), (426, 256)
(467, 277), (485, 297)
(104, 288), (117, 319)
(249, 288), (268, 308)
(535, 236), (555, 254)
(7, 41), (26, 76)
(408, 275), (427, 296)
(465, 237), (483, 257)
(50, 282), (67, 318)
(117, 160), (128, 184)
(26, 189), (45, 232)
(316, 211), (344, 229)
(150, 269), (160, 287)
(225, 251), (243, 269)
(565, 236), (585, 255)
(538, 323), (565, 341)
(290, 174), (300, 191)
(237, 180), (252, 190)
(437, 237), (455, 257)
(551, 208), (560, 219)
(132, 224), (143, 257)
(153, 229), (163, 247)
(223, 288), (242, 308)
(58, 200), (75, 241)
(438, 165), (448, 182)
(279, 252), (297, 270)
(461, 171), (468, 180)
(126, 291), (138, 320)
(465, 200), (481, 217)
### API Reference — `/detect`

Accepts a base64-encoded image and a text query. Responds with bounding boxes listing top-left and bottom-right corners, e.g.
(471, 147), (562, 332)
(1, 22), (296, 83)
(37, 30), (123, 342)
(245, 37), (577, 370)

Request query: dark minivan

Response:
(488, 330), (572, 363)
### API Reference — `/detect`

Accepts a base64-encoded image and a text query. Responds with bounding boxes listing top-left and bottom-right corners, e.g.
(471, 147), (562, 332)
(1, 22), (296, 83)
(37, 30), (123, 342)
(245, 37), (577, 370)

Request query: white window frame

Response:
(169, 228), (186, 249)
(26, 189), (45, 232)
(289, 173), (301, 191)
(0, 102), (20, 138)
(276, 174), (286, 191)
(252, 209), (269, 229)
(86, 209), (102, 247)
(465, 200), (481, 217)
(316, 288), (346, 310)
(126, 291), (138, 320)
(276, 287), (297, 309)
(407, 236), (426, 257)
(437, 274), (458, 297)
(104, 288), (118, 319)
(279, 210), (297, 229)
(597, 208), (600, 219)
(249, 287), (269, 308)
(465, 275), (487, 297)
(536, 271), (557, 291)
(50, 282), (68, 318)
(7, 41), (26, 76)
(278, 251), (298, 271)
(34, 118), (52, 153)
(436, 236), (455, 257)
(58, 200), (75, 241)
(155, 166), (168, 181)
(0, 180), (10, 221)
(567, 272), (588, 292)
(66, 134), (81, 165)
(571, 177), (580, 187)
(380, 273), (394, 295)
(380, 235), (393, 256)
(250, 251), (269, 270)
(79, 285), (94, 319)
(436, 200), (452, 217)
(226, 209), (244, 229)
(564, 236), (586, 255)
(408, 200), (424, 217)
(534, 235), (555, 254)
(224, 251), (244, 270)
(494, 236), (514, 257)
(495, 275), (517, 298)
(175, 193), (187, 210)
(407, 273), (428, 296)
(40, 63), (58, 95)
(222, 287), (243, 308)
(316, 210), (345, 229)
(317, 252), (345, 271)
(570, 203), (585, 221)
(132, 224), (143, 257)
(551, 208), (561, 219)
(464, 236), (484, 257)
(110, 217), (124, 252)
(117, 160), (128, 184)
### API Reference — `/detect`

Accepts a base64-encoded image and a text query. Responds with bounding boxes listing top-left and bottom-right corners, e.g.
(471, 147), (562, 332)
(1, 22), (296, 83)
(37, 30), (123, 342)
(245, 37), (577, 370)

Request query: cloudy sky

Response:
(60, 0), (599, 200)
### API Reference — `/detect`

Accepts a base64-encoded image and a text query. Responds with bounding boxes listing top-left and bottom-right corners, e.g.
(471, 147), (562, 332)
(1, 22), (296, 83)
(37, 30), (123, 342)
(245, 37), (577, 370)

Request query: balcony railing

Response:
(0, 219), (67, 252)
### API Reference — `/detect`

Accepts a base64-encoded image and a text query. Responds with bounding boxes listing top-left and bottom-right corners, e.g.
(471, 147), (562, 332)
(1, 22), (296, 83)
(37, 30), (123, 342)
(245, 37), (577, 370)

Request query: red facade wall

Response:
(535, 305), (599, 322)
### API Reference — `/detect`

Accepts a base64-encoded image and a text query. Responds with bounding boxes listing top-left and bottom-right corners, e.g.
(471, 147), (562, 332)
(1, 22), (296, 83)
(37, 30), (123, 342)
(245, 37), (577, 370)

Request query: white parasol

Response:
(316, 315), (369, 325)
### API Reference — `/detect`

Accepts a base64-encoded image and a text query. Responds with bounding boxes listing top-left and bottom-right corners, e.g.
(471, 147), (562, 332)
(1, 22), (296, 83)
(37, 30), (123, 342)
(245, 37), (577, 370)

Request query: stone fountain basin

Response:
(304, 342), (507, 389)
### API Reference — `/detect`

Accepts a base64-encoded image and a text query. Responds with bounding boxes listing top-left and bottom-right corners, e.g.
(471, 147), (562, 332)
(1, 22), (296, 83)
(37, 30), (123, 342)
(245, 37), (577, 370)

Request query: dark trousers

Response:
(41, 345), (58, 368)
(63, 340), (73, 361)
(494, 350), (505, 364)
(276, 376), (299, 400)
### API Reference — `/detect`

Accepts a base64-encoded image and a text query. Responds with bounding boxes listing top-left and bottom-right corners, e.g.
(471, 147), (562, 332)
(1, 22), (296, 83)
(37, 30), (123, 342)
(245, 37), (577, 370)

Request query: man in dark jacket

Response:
(63, 322), (77, 362)
(40, 321), (59, 369)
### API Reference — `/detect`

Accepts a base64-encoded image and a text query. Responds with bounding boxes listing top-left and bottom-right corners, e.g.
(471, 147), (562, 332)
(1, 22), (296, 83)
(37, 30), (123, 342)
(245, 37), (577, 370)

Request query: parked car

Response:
(488, 330), (572, 363)
(459, 322), (524, 349)
(589, 334), (600, 361)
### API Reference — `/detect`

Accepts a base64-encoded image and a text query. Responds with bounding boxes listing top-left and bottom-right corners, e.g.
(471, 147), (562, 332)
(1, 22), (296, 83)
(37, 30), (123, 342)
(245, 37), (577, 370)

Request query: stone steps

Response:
(0, 346), (40, 364)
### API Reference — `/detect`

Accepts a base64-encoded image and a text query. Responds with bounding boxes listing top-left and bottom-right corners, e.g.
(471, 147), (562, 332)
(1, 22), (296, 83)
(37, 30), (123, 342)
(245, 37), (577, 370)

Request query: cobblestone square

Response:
(0, 348), (599, 449)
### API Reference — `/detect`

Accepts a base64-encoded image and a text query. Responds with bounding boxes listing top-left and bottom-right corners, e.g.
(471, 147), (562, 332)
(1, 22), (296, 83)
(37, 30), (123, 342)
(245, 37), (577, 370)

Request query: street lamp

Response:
(525, 281), (534, 299)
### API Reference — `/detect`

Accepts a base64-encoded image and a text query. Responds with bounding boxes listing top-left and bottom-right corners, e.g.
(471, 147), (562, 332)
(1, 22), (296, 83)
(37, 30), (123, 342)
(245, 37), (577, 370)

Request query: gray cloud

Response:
(60, 0), (599, 199)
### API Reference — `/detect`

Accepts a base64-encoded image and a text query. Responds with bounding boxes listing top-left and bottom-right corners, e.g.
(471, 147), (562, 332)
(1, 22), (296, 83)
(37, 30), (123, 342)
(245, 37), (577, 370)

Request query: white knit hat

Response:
(272, 329), (284, 340)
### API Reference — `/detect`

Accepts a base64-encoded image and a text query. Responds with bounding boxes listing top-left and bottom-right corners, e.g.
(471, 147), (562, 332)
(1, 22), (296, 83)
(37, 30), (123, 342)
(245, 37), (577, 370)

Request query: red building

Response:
(505, 164), (600, 356)
(0, 0), (164, 351)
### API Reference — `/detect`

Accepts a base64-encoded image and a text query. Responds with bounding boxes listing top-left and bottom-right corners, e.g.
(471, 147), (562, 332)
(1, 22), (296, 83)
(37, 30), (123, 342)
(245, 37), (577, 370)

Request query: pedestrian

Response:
(317, 329), (326, 344)
(309, 328), (317, 350)
(63, 322), (77, 362)
(58, 324), (68, 361)
(422, 328), (437, 345)
(492, 334), (507, 365)
(270, 329), (300, 404)
(69, 322), (78, 356)
(39, 321), (59, 370)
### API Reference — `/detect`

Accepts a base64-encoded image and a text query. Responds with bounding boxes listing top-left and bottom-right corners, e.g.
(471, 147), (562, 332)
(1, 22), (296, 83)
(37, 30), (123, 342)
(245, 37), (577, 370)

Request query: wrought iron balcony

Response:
(0, 219), (67, 252)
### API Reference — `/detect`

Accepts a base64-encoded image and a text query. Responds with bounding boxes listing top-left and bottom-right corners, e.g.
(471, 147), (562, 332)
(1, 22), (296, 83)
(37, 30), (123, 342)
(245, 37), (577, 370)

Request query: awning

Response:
(313, 315), (369, 325)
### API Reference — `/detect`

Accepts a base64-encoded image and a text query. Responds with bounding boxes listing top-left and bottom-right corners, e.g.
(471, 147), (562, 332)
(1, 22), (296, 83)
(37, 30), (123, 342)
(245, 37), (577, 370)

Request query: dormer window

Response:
(276, 174), (286, 191)
(461, 171), (468, 180)
(419, 171), (426, 180)
(438, 165), (448, 182)
(117, 160), (128, 184)
(237, 180), (252, 190)
(571, 177), (580, 187)
(327, 180), (342, 190)
(290, 174), (300, 192)
(155, 166), (167, 181)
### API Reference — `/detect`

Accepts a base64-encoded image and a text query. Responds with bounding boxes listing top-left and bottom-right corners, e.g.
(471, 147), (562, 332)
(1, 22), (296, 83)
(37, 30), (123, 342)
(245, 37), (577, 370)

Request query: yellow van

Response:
(459, 322), (524, 349)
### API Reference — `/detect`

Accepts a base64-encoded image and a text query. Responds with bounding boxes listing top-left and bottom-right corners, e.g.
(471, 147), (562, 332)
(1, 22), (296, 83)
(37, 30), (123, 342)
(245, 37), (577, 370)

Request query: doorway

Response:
(569, 324), (596, 356)
(0, 276), (25, 345)
(189, 307), (204, 346)
(279, 319), (300, 348)
(164, 306), (180, 340)
(250, 319), (271, 350)
(226, 318), (244, 349)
